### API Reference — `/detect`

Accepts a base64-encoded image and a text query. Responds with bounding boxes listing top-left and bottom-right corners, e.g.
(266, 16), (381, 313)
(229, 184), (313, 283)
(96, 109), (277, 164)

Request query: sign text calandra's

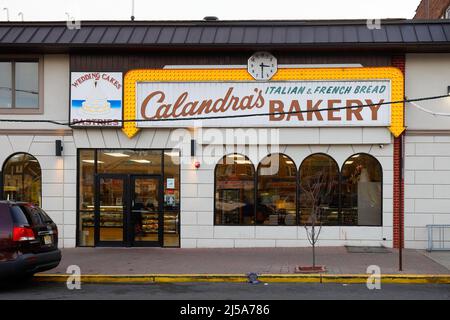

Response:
(136, 81), (391, 128)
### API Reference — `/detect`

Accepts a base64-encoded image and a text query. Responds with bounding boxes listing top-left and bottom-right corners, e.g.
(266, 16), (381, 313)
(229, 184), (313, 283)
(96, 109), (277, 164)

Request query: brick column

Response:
(391, 55), (405, 249)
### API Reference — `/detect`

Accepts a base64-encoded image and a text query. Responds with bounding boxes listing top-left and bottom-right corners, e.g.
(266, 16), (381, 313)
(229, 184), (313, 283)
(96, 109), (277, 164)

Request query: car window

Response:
(19, 206), (43, 225)
(37, 208), (53, 223)
(10, 206), (31, 226)
(0, 203), (13, 231)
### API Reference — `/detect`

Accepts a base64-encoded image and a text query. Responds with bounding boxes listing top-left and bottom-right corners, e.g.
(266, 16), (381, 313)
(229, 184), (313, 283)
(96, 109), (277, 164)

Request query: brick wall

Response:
(391, 55), (405, 249)
(414, 0), (450, 19)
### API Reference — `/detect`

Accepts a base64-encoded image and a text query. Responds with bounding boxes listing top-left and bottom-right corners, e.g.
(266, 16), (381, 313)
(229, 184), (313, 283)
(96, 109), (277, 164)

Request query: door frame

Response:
(94, 173), (163, 247)
(129, 174), (163, 247)
(94, 173), (128, 247)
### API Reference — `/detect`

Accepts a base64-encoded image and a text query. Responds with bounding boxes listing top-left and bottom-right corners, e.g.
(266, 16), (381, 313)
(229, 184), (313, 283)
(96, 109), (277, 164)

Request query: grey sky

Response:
(0, 0), (421, 21)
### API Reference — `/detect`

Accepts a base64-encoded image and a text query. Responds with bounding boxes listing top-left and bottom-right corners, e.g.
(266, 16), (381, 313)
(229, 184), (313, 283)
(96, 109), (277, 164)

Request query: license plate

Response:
(44, 235), (53, 245)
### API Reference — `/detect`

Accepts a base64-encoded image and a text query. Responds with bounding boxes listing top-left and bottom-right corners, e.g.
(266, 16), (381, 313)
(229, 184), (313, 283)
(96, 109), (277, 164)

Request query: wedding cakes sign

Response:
(70, 72), (123, 127)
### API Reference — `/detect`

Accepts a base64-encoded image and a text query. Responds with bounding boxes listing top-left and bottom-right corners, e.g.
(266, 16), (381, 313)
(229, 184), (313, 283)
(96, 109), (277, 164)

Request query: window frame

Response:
(0, 55), (44, 114)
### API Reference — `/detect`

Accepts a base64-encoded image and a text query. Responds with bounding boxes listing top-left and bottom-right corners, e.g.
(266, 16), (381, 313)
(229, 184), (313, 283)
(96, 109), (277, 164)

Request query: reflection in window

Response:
(15, 62), (39, 108)
(2, 153), (41, 206)
(215, 154), (255, 225)
(163, 150), (180, 247)
(97, 149), (162, 174)
(257, 154), (297, 225)
(78, 150), (95, 246)
(0, 62), (12, 108)
(341, 154), (382, 226)
(299, 154), (339, 225)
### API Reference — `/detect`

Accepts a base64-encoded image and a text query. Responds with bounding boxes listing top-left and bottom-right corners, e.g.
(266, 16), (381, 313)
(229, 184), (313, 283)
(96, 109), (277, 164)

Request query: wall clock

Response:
(247, 52), (277, 81)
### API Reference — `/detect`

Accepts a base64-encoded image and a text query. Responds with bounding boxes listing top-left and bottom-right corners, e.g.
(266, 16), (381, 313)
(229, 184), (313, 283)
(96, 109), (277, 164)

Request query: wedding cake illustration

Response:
(81, 81), (111, 114)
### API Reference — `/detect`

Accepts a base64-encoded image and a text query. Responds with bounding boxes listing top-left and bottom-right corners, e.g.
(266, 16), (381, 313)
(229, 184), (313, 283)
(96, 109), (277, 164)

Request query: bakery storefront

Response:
(72, 72), (180, 247)
(71, 53), (403, 248)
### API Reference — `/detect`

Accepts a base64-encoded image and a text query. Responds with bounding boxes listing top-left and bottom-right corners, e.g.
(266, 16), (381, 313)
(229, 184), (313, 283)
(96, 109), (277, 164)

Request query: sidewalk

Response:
(43, 247), (450, 275)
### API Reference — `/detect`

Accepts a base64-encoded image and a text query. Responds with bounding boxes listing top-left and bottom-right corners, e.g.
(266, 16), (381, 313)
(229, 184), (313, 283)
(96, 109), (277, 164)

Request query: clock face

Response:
(248, 52), (277, 81)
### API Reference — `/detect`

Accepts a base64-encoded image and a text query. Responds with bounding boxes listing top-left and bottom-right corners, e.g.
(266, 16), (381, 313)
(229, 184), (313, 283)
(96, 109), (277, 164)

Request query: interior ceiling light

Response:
(164, 151), (179, 157)
(82, 160), (104, 164)
(130, 159), (151, 164)
(236, 160), (252, 164)
(103, 152), (130, 157)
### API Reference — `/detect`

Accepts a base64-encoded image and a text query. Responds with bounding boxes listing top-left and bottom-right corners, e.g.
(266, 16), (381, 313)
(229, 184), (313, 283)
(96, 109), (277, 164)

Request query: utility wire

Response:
(407, 100), (450, 117)
(0, 94), (449, 126)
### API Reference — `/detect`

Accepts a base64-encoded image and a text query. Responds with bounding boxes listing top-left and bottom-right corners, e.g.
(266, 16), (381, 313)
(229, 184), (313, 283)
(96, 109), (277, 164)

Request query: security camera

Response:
(379, 145), (384, 149)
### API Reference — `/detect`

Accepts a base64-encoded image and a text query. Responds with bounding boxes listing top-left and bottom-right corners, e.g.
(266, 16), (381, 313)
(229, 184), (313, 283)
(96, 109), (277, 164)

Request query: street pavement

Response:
(0, 281), (449, 300)
(42, 247), (450, 275)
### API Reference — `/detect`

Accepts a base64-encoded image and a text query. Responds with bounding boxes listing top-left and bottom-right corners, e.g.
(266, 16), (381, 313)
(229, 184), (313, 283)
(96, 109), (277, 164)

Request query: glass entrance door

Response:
(130, 176), (162, 246)
(94, 174), (162, 247)
(95, 174), (127, 246)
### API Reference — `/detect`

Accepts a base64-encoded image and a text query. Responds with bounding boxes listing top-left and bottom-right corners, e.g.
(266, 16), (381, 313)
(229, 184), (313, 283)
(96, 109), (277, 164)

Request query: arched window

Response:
(299, 154), (340, 225)
(2, 153), (42, 206)
(256, 154), (297, 225)
(215, 154), (255, 225)
(341, 154), (382, 226)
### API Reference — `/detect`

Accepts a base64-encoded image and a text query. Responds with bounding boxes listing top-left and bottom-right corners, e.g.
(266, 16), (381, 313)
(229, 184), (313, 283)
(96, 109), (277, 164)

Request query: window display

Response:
(299, 154), (340, 225)
(215, 154), (255, 225)
(214, 152), (382, 227)
(77, 148), (180, 247)
(257, 154), (297, 225)
(2, 152), (41, 206)
(341, 154), (382, 226)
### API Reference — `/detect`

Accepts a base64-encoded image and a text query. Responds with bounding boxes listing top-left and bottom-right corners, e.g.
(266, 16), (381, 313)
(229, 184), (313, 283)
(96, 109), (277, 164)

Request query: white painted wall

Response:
(404, 134), (450, 249)
(405, 53), (450, 130)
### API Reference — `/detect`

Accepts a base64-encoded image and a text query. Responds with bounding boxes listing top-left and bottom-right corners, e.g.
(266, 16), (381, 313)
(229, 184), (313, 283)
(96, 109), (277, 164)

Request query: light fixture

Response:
(55, 140), (63, 156)
(191, 139), (196, 157)
(103, 152), (130, 157)
(236, 160), (252, 165)
(82, 160), (104, 164)
(164, 151), (179, 158)
(130, 159), (151, 164)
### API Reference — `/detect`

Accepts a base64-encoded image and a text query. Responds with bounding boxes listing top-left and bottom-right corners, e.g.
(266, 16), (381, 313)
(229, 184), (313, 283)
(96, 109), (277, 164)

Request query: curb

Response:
(34, 273), (450, 284)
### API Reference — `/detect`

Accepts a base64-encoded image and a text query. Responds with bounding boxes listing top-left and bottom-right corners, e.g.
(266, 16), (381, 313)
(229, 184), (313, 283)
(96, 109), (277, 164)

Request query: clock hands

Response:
(259, 62), (271, 77)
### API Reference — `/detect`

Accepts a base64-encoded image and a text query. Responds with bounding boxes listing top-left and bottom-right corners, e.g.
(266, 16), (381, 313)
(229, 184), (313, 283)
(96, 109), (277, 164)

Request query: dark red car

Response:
(0, 201), (61, 280)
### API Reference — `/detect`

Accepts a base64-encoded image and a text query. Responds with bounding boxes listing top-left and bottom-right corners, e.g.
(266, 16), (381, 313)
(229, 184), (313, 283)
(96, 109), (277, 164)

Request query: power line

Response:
(0, 93), (449, 126)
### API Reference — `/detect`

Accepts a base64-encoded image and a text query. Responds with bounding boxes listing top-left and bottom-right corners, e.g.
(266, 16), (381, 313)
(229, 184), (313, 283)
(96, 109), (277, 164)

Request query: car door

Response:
(0, 203), (14, 261)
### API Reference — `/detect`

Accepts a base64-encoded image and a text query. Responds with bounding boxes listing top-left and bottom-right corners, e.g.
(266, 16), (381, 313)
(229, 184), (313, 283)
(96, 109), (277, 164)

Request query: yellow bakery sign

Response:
(122, 67), (404, 138)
